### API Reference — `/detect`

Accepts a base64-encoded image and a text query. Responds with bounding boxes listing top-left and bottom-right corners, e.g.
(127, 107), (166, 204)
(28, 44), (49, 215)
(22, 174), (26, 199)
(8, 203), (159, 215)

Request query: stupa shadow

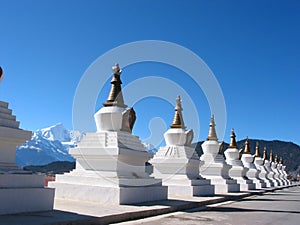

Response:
(126, 199), (198, 207)
(201, 206), (300, 214)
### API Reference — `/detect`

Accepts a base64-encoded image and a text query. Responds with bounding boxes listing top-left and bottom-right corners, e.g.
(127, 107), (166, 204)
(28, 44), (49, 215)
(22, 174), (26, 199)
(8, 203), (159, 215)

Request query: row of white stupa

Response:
(0, 64), (291, 216)
(49, 64), (290, 204)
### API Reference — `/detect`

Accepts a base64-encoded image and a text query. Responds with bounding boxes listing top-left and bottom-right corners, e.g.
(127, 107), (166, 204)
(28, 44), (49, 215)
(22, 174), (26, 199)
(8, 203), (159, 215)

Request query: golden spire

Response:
(275, 154), (278, 163)
(255, 141), (260, 157)
(103, 64), (127, 108)
(279, 157), (283, 164)
(243, 136), (251, 154)
(228, 128), (237, 148)
(269, 150), (274, 162)
(207, 115), (218, 141)
(170, 96), (185, 129)
(263, 147), (267, 160)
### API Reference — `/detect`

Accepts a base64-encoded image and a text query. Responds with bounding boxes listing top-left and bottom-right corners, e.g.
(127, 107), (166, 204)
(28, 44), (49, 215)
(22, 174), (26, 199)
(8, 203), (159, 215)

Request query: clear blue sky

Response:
(0, 0), (299, 146)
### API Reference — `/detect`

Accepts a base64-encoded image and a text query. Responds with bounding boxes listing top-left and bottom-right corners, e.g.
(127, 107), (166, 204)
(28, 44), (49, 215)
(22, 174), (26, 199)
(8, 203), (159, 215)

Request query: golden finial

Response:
(170, 96), (185, 129)
(263, 147), (267, 160)
(255, 141), (260, 157)
(280, 157), (283, 164)
(103, 64), (127, 107)
(243, 136), (251, 154)
(269, 150), (274, 162)
(207, 114), (218, 141)
(229, 128), (237, 148)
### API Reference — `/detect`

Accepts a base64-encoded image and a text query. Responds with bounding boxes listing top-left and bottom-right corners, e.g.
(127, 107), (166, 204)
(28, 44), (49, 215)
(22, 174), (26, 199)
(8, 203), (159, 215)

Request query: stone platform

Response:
(0, 184), (297, 225)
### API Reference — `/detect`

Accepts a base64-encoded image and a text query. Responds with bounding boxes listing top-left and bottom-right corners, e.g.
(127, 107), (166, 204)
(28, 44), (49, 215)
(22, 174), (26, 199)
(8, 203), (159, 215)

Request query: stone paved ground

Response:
(117, 186), (300, 225)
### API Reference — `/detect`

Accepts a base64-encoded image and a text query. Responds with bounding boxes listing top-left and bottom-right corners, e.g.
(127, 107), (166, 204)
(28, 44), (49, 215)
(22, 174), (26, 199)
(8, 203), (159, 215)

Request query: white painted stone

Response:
(224, 147), (255, 191)
(276, 163), (288, 185)
(200, 140), (240, 194)
(0, 101), (54, 215)
(150, 143), (214, 197)
(241, 154), (266, 189)
(150, 96), (214, 197)
(254, 157), (274, 187)
(50, 105), (167, 204)
(263, 159), (280, 186)
(281, 165), (291, 185)
(271, 162), (284, 186)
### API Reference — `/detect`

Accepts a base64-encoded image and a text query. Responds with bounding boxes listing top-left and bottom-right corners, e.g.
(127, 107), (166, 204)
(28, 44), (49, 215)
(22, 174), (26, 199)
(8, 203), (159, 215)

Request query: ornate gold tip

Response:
(269, 150), (274, 162)
(170, 96), (185, 129)
(207, 114), (218, 141)
(263, 147), (267, 160)
(103, 64), (127, 108)
(243, 136), (251, 154)
(255, 141), (260, 157)
(229, 128), (237, 148)
(280, 157), (283, 164)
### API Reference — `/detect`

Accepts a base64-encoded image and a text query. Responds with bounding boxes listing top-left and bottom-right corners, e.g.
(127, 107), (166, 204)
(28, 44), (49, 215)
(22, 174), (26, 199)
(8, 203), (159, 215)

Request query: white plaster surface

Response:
(0, 101), (54, 215)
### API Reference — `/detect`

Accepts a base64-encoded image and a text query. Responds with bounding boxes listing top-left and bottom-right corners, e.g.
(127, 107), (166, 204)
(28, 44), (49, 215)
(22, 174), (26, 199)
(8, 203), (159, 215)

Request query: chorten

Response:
(253, 143), (274, 187)
(277, 155), (288, 185)
(224, 129), (255, 191)
(240, 137), (266, 189)
(271, 153), (284, 186)
(150, 96), (214, 197)
(262, 148), (279, 186)
(199, 116), (239, 194)
(278, 158), (290, 185)
(0, 67), (54, 215)
(49, 64), (167, 204)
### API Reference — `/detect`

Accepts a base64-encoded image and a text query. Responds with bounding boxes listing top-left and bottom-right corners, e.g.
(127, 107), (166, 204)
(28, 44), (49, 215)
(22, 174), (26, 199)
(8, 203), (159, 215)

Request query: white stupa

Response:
(224, 129), (255, 191)
(240, 138), (266, 189)
(49, 64), (167, 204)
(0, 67), (54, 215)
(279, 158), (291, 185)
(263, 148), (280, 186)
(275, 157), (288, 185)
(254, 145), (274, 187)
(199, 116), (239, 194)
(271, 154), (284, 186)
(150, 96), (214, 197)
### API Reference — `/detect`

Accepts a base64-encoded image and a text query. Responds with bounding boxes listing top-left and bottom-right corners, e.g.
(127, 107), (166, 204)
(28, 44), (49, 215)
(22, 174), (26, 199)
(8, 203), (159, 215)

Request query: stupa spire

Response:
(243, 136), (251, 154)
(263, 147), (267, 160)
(207, 115), (218, 141)
(269, 150), (274, 162)
(228, 128), (237, 148)
(255, 141), (260, 157)
(279, 157), (283, 164)
(170, 96), (185, 129)
(103, 64), (127, 108)
(0, 66), (4, 83)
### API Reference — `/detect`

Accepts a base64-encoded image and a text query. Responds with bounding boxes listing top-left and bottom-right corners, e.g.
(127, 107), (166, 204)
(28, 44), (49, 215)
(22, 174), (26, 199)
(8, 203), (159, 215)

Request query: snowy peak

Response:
(37, 123), (71, 142)
(16, 123), (84, 167)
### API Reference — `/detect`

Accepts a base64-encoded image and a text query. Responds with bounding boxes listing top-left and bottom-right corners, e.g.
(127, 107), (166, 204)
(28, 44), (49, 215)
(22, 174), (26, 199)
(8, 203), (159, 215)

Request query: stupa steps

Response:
(0, 118), (20, 128)
(0, 107), (12, 115)
(0, 112), (16, 120)
(0, 101), (8, 108)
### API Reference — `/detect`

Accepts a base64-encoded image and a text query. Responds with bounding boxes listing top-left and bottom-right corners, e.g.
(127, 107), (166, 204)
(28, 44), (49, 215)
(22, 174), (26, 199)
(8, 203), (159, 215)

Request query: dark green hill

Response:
(23, 161), (75, 175)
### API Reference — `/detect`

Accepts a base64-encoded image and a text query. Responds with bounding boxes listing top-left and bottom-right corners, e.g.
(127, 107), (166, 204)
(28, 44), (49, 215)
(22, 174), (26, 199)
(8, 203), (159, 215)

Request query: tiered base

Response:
(50, 171), (167, 204)
(246, 169), (267, 189)
(163, 177), (214, 197)
(0, 173), (54, 215)
(208, 177), (240, 194)
(200, 162), (240, 194)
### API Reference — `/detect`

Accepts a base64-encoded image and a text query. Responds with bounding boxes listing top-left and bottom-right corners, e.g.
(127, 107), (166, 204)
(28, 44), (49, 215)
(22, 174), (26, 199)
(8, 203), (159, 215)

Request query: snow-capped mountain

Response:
(16, 123), (83, 167)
